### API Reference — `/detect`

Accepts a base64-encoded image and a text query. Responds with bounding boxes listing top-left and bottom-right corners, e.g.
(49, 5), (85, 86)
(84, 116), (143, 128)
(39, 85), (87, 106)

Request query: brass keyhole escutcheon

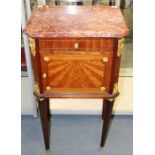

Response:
(74, 43), (79, 49)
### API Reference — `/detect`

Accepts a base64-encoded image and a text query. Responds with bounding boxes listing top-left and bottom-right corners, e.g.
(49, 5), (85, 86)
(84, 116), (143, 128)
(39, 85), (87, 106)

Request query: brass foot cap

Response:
(45, 149), (51, 153)
(99, 146), (104, 150)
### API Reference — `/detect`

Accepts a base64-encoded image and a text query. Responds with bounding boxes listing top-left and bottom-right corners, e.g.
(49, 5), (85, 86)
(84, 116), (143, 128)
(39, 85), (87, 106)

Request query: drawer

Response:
(39, 38), (115, 52)
(40, 53), (113, 94)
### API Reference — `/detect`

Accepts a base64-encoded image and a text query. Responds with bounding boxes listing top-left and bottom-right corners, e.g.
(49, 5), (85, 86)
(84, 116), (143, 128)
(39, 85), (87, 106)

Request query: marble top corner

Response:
(24, 6), (129, 38)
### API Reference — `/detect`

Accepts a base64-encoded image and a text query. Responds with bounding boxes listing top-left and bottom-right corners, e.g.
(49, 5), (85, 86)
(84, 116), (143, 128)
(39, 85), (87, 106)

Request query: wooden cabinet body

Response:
(24, 6), (128, 150)
(32, 38), (121, 98)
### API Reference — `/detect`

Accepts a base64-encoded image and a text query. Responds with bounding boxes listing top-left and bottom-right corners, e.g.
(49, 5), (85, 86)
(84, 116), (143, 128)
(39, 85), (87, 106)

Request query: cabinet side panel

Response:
(109, 39), (119, 93)
(30, 38), (43, 93)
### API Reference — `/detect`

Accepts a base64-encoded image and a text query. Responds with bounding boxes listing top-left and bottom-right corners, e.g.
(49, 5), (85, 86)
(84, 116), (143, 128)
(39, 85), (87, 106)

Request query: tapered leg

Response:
(92, 0), (97, 5)
(55, 0), (60, 5)
(102, 100), (104, 120)
(38, 98), (50, 150)
(77, 2), (83, 5)
(47, 99), (51, 121)
(100, 99), (114, 147)
(109, 0), (116, 6)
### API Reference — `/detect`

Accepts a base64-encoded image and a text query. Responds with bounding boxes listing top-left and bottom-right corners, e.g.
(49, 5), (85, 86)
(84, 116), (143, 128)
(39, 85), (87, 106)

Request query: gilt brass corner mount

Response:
(117, 38), (124, 57)
(34, 81), (40, 96)
(113, 83), (118, 94)
(29, 37), (36, 57)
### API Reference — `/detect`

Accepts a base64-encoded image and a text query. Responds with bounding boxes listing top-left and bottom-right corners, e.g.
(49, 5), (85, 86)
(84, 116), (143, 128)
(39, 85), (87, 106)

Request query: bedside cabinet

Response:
(24, 5), (129, 150)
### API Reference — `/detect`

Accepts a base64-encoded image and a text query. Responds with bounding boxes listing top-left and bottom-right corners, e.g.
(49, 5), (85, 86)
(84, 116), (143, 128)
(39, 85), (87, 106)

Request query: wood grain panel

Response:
(48, 60), (104, 88)
(40, 53), (113, 94)
(39, 38), (114, 52)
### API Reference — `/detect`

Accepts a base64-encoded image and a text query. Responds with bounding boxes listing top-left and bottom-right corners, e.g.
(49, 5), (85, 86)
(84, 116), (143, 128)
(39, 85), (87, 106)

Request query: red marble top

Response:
(24, 6), (129, 38)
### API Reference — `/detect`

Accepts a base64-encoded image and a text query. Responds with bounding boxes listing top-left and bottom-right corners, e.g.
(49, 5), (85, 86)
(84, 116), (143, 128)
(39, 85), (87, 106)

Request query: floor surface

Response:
(21, 115), (133, 155)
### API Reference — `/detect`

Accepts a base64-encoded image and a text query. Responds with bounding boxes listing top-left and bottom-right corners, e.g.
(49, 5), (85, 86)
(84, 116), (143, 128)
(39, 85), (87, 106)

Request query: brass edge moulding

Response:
(29, 37), (36, 57)
(117, 38), (124, 57)
(38, 91), (119, 99)
(34, 81), (40, 96)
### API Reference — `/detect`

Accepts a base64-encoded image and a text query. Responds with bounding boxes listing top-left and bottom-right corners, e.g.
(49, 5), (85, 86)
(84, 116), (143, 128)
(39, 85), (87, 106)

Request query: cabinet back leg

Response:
(100, 99), (114, 147)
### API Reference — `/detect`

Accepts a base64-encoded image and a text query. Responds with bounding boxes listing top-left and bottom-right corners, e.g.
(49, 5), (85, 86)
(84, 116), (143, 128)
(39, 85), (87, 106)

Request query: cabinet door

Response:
(40, 53), (113, 94)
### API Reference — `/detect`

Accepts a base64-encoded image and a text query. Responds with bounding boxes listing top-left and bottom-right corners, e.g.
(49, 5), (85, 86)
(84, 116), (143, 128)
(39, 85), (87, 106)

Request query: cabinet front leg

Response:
(38, 98), (50, 150)
(100, 99), (114, 147)
(102, 99), (104, 120)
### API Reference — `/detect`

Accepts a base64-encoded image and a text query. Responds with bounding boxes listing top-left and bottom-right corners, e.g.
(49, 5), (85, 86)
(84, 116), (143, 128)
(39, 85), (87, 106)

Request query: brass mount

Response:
(34, 81), (40, 96)
(29, 37), (36, 57)
(117, 38), (124, 57)
(43, 56), (50, 62)
(102, 57), (109, 63)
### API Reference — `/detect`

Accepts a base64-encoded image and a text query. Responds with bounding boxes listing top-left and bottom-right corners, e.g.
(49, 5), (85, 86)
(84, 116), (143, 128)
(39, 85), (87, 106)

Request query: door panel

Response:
(40, 53), (113, 93)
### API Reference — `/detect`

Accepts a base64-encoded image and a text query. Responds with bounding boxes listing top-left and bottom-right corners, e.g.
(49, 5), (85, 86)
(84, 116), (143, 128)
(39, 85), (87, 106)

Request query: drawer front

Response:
(39, 38), (114, 52)
(40, 52), (113, 94)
